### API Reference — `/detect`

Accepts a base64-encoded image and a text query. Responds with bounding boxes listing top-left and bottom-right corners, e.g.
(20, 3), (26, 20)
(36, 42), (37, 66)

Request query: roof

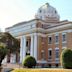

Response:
(5, 18), (72, 30)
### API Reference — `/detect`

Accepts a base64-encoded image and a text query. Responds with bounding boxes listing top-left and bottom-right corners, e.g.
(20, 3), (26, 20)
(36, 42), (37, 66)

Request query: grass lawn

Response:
(11, 68), (72, 72)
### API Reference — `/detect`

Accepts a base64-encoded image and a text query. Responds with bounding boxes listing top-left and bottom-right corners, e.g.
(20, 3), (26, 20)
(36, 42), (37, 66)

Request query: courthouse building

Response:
(5, 3), (72, 67)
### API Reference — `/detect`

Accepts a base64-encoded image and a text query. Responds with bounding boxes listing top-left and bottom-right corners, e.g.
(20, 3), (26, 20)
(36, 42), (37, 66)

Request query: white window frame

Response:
(48, 36), (52, 44)
(48, 48), (52, 60)
(55, 48), (59, 60)
(55, 33), (59, 44)
(62, 33), (67, 43)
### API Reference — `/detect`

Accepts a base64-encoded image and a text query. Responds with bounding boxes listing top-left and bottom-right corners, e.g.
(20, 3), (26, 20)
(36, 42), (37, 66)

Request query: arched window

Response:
(39, 9), (42, 13)
(55, 10), (57, 14)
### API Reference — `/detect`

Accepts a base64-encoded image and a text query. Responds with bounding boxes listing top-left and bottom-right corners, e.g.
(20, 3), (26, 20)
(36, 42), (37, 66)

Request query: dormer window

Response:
(39, 9), (42, 13)
(55, 10), (57, 14)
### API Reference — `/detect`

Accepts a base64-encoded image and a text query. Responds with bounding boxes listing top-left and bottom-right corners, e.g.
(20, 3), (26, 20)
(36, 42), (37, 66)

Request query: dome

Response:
(35, 3), (60, 22)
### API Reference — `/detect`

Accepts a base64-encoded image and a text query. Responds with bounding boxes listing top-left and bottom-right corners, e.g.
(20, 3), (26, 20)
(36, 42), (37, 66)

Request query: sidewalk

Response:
(2, 63), (23, 72)
(2, 63), (23, 68)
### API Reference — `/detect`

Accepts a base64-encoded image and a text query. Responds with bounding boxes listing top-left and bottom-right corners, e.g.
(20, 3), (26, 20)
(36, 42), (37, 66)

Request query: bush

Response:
(23, 56), (36, 68)
(61, 49), (72, 69)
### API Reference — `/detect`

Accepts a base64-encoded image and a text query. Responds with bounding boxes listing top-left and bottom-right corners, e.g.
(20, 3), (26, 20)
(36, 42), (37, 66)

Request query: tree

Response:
(0, 32), (20, 63)
(61, 49), (72, 69)
(0, 32), (20, 53)
(0, 43), (8, 66)
(23, 56), (36, 68)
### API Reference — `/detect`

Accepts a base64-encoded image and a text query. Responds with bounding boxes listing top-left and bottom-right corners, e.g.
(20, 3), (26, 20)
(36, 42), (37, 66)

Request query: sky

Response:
(0, 0), (72, 31)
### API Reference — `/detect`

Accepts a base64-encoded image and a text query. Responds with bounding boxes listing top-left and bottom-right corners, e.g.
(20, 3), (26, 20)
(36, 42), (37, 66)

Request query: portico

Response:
(20, 33), (38, 63)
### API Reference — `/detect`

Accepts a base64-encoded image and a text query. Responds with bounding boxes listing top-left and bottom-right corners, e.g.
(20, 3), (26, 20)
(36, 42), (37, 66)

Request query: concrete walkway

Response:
(2, 63), (23, 72)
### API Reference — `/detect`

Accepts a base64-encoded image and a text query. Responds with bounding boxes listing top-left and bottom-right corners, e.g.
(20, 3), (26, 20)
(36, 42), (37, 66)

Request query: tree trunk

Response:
(0, 66), (2, 72)
(0, 61), (2, 72)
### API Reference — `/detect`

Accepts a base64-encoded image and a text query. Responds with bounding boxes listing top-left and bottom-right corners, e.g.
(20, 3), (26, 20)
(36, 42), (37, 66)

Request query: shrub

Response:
(61, 49), (72, 69)
(23, 56), (36, 68)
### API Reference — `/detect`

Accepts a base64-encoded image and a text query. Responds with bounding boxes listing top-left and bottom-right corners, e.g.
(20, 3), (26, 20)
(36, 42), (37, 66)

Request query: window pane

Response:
(48, 50), (52, 59)
(55, 36), (59, 43)
(56, 64), (59, 67)
(62, 34), (66, 42)
(48, 64), (51, 68)
(48, 37), (52, 44)
(55, 49), (59, 58)
(49, 50), (52, 56)
(39, 10), (42, 13)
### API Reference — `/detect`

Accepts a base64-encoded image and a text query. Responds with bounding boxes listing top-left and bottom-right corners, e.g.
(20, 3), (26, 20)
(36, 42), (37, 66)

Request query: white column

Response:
(22, 36), (26, 61)
(34, 33), (38, 60)
(2, 56), (7, 64)
(20, 36), (26, 63)
(20, 36), (23, 63)
(30, 35), (34, 56)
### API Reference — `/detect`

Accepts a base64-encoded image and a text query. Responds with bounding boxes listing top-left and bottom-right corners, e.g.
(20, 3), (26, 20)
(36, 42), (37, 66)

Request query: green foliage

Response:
(61, 49), (72, 69)
(23, 56), (36, 68)
(0, 43), (8, 66)
(0, 32), (20, 53)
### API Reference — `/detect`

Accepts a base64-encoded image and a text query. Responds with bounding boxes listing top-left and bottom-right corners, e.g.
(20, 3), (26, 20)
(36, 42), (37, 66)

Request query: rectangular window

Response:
(48, 50), (52, 59)
(62, 34), (66, 42)
(48, 37), (52, 44)
(55, 35), (59, 43)
(55, 49), (59, 59)
(49, 50), (52, 56)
